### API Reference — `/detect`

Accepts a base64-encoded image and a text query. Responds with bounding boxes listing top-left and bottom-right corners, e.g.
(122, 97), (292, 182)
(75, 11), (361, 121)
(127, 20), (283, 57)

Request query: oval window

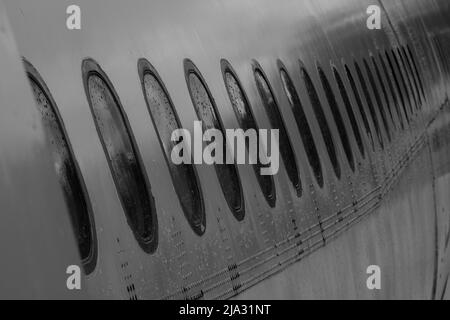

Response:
(82, 59), (158, 253)
(385, 51), (411, 124)
(378, 54), (405, 130)
(406, 45), (426, 100)
(252, 61), (302, 196)
(354, 61), (384, 149)
(317, 65), (355, 172)
(393, 49), (418, 112)
(25, 59), (97, 274)
(138, 59), (206, 235)
(332, 66), (365, 158)
(221, 59), (276, 207)
(184, 59), (245, 218)
(278, 61), (324, 187)
(301, 64), (341, 180)
(398, 47), (421, 108)
(345, 64), (375, 150)
(371, 56), (397, 131)
(362, 59), (391, 142)
(402, 46), (423, 106)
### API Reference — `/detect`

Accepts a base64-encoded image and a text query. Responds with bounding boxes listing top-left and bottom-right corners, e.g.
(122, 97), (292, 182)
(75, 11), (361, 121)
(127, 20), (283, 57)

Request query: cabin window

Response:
(138, 59), (206, 234)
(378, 54), (405, 130)
(253, 61), (301, 196)
(301, 65), (341, 179)
(25, 60), (97, 273)
(221, 59), (276, 206)
(332, 67), (365, 158)
(82, 59), (158, 253)
(278, 61), (324, 187)
(362, 59), (391, 142)
(345, 64), (375, 150)
(401, 46), (423, 106)
(393, 49), (418, 112)
(406, 45), (426, 100)
(317, 65), (355, 172)
(385, 51), (411, 123)
(397, 47), (422, 108)
(371, 56), (397, 131)
(185, 59), (245, 217)
(354, 61), (384, 149)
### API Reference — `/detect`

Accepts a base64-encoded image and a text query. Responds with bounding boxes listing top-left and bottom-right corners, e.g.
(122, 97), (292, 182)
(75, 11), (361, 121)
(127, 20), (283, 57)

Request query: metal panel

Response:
(0, 0), (86, 299)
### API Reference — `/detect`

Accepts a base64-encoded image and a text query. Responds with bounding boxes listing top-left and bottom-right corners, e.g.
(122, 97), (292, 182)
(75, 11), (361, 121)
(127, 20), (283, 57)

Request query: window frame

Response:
(25, 58), (98, 274)
(138, 58), (207, 235)
(277, 59), (324, 187)
(220, 59), (277, 207)
(300, 60), (341, 180)
(184, 58), (246, 219)
(82, 58), (158, 254)
(332, 64), (365, 159)
(317, 63), (355, 172)
(251, 59), (302, 196)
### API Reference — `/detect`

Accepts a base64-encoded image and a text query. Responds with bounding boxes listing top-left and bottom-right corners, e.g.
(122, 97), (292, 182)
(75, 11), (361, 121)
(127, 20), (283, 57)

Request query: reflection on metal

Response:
(82, 58), (158, 254)
(25, 59), (97, 275)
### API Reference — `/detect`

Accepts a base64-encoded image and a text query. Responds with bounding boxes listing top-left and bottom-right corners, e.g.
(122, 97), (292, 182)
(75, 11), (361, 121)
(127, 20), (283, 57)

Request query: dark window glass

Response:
(398, 47), (422, 106)
(185, 60), (245, 216)
(402, 45), (426, 100)
(332, 67), (365, 158)
(138, 60), (206, 233)
(221, 60), (276, 206)
(279, 64), (324, 187)
(406, 45), (426, 101)
(362, 59), (391, 142)
(253, 63), (301, 195)
(378, 54), (405, 130)
(345, 64), (375, 150)
(371, 56), (397, 131)
(317, 65), (355, 172)
(82, 59), (157, 253)
(27, 67), (97, 274)
(301, 66), (341, 179)
(394, 49), (419, 112)
(354, 62), (384, 149)
(385, 51), (411, 123)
